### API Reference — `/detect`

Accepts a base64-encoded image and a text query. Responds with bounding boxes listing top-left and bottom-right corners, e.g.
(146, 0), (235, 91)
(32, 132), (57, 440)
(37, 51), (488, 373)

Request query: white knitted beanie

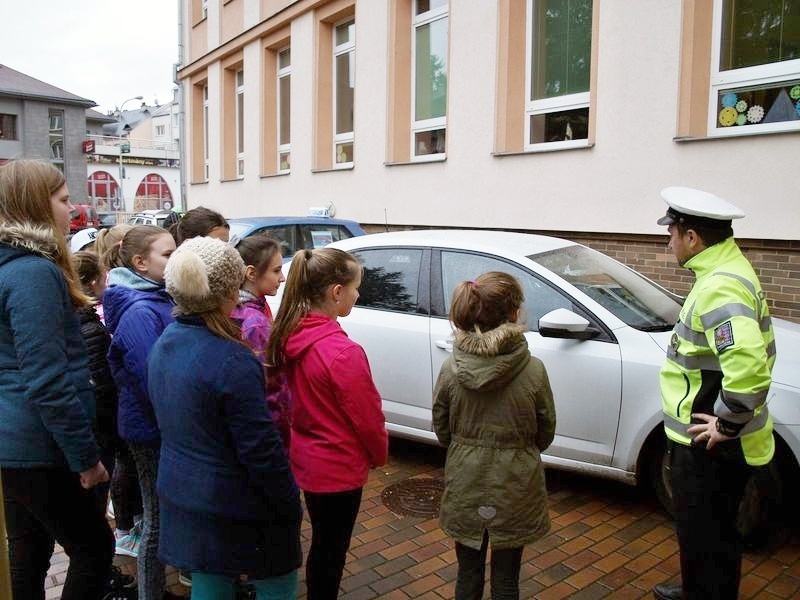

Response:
(165, 236), (245, 314)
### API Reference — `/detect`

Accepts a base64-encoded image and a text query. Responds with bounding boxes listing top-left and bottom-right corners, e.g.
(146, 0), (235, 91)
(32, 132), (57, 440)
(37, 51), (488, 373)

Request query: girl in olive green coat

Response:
(433, 271), (556, 600)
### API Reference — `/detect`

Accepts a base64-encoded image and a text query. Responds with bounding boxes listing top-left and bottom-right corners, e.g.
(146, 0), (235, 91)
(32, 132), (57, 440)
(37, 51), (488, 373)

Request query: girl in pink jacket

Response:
(268, 247), (388, 600)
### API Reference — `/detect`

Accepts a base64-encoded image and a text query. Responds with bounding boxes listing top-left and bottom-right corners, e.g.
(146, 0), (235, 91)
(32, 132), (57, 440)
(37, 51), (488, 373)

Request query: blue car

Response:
(227, 216), (366, 259)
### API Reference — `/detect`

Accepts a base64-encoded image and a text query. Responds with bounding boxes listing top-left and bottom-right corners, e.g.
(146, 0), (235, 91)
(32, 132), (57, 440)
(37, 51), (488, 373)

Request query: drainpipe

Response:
(176, 0), (187, 211)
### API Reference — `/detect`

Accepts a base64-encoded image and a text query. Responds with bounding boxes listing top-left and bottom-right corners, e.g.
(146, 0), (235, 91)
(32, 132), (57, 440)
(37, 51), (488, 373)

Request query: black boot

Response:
(653, 582), (683, 600)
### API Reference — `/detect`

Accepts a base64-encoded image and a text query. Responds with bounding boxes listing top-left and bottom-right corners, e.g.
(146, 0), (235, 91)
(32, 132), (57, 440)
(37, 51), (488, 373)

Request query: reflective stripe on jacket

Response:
(659, 237), (775, 466)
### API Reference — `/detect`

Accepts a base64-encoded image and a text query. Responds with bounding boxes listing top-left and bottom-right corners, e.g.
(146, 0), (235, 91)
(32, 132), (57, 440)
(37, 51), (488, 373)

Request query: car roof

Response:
(134, 210), (172, 216)
(227, 216), (362, 227)
(329, 229), (576, 256)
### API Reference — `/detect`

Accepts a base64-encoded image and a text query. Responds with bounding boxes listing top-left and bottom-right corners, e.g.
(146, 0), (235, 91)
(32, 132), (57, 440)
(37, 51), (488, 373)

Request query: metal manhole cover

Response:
(381, 477), (444, 518)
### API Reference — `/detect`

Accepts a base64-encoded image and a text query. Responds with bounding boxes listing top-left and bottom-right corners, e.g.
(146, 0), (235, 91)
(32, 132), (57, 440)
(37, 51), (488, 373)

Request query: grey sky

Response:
(0, 0), (179, 114)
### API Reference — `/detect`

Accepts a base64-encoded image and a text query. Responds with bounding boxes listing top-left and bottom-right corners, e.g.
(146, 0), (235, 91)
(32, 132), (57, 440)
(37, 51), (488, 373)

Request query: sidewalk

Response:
(44, 439), (800, 599)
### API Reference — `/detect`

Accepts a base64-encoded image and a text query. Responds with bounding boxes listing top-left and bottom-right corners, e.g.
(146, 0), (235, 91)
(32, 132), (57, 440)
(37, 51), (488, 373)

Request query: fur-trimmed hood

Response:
(0, 223), (61, 263)
(451, 322), (531, 392)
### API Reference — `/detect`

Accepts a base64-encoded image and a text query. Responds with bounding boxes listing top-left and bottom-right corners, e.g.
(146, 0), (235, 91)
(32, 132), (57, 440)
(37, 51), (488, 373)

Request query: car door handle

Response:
(435, 340), (453, 352)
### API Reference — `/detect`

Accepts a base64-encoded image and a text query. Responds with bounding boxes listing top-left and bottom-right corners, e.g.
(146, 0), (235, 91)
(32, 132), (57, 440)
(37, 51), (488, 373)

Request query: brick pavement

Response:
(43, 439), (800, 599)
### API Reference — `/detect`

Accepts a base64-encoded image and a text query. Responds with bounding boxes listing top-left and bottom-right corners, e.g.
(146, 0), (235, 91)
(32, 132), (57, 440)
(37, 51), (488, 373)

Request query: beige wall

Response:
(178, 0), (800, 320)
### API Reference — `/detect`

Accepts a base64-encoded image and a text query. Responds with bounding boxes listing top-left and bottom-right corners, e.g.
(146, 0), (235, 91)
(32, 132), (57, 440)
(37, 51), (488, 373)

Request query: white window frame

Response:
(708, 0), (800, 136)
(278, 47), (291, 174)
(411, 1), (448, 162)
(235, 69), (244, 178)
(333, 19), (355, 169)
(203, 85), (209, 181)
(524, 0), (592, 151)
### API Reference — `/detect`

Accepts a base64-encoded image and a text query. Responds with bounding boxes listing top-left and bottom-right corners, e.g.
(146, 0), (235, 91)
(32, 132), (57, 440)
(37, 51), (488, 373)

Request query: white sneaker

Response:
(115, 530), (140, 558)
(106, 498), (115, 520)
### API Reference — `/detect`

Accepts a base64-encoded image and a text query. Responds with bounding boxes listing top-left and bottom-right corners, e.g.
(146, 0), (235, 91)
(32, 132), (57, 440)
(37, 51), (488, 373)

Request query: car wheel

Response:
(644, 429), (674, 517)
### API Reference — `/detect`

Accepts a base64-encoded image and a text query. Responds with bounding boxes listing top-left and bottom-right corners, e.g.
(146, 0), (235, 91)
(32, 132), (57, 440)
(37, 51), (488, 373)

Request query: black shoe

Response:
(108, 565), (136, 589)
(178, 569), (192, 587)
(653, 582), (683, 600)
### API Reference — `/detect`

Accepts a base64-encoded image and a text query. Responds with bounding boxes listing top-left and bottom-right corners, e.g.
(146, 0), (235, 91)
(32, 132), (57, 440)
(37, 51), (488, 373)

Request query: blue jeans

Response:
(190, 570), (298, 600)
(129, 440), (164, 600)
(2, 466), (114, 600)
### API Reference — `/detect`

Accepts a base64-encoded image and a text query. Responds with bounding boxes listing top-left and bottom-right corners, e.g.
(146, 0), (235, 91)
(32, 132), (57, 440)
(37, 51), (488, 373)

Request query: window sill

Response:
(674, 128), (800, 143)
(493, 142), (594, 157)
(384, 156), (447, 167)
(311, 165), (354, 173)
(220, 177), (244, 183)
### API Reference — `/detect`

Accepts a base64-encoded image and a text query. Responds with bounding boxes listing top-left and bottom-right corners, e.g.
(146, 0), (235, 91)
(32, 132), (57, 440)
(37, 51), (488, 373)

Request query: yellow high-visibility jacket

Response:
(660, 237), (775, 466)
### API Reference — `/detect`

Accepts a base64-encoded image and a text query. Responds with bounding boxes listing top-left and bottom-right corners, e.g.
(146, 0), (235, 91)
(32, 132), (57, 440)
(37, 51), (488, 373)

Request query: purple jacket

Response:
(230, 291), (292, 448)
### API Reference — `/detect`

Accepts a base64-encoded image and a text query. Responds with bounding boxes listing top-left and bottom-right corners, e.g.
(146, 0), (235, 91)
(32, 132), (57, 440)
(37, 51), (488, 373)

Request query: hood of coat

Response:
(103, 269), (172, 335)
(451, 322), (531, 392)
(284, 312), (343, 362)
(0, 223), (60, 267)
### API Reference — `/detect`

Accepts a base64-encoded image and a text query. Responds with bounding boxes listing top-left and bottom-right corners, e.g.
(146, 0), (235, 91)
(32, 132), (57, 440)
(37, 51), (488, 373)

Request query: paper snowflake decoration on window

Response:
(718, 107), (738, 126)
(796, 100), (800, 117)
(736, 114), (747, 126)
(721, 93), (738, 108)
(746, 105), (764, 124)
(790, 85), (800, 101)
(735, 100), (748, 113)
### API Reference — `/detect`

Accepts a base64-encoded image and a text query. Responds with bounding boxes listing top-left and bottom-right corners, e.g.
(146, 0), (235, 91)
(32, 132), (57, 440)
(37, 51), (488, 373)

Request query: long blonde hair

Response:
(0, 159), (89, 306)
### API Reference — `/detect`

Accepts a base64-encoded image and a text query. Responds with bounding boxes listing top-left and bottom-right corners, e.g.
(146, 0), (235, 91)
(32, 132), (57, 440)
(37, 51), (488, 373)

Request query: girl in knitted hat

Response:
(433, 272), (556, 600)
(149, 236), (302, 600)
(103, 225), (181, 600)
(231, 235), (292, 448)
(267, 247), (388, 600)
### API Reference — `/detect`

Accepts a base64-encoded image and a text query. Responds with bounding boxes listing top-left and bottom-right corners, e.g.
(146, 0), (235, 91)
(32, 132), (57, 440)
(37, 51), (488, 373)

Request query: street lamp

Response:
(117, 95), (143, 211)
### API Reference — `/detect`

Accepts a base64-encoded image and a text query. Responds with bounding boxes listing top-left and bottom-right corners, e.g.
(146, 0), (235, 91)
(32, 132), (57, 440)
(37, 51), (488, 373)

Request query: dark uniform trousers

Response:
(669, 439), (750, 600)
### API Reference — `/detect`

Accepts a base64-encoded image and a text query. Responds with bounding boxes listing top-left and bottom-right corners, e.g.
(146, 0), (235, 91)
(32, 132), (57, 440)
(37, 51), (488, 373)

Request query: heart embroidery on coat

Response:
(477, 505), (496, 520)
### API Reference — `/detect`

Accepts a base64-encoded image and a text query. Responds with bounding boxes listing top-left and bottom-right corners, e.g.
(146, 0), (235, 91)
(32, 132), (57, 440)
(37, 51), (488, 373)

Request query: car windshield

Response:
(530, 245), (682, 331)
(227, 223), (251, 240)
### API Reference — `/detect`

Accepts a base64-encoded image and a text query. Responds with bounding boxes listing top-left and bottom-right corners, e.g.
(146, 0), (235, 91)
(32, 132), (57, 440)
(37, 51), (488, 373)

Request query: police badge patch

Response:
(715, 321), (735, 352)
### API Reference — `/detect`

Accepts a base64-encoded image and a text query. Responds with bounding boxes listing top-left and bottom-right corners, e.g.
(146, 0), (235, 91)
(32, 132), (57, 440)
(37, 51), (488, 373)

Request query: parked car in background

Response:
(98, 213), (119, 229)
(70, 204), (100, 233)
(267, 229), (800, 516)
(227, 216), (366, 259)
(128, 209), (177, 228)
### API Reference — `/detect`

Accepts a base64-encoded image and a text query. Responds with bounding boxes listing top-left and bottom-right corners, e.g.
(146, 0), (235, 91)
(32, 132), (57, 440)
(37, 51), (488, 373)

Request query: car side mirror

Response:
(538, 308), (600, 340)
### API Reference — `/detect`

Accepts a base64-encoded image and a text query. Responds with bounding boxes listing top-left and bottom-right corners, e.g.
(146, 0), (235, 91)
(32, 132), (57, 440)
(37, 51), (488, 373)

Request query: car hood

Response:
(649, 318), (800, 390)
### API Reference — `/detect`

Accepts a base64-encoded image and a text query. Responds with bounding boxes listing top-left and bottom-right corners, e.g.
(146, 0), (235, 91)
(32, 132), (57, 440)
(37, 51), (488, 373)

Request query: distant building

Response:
(0, 63), (94, 205)
(84, 94), (181, 214)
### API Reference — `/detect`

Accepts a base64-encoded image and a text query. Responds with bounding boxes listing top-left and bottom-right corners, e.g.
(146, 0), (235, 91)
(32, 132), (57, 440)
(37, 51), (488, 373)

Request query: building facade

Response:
(0, 64), (95, 205)
(177, 1), (800, 321)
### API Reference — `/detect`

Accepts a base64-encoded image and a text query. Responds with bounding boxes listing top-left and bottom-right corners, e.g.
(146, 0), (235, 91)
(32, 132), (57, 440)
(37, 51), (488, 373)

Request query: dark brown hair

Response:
(449, 271), (524, 332)
(171, 206), (227, 244)
(267, 247), (360, 368)
(236, 234), (281, 276)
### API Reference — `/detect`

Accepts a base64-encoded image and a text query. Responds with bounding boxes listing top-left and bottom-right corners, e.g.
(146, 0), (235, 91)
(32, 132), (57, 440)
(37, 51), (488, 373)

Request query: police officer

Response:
(652, 187), (776, 600)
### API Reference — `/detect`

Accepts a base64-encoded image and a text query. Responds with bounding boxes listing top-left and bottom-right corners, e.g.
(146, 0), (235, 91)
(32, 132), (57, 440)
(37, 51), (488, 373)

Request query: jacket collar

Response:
(0, 223), (60, 260)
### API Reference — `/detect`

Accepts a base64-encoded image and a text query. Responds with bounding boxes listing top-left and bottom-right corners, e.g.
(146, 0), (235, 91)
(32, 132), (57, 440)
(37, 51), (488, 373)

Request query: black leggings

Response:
(303, 488), (363, 600)
(455, 530), (523, 600)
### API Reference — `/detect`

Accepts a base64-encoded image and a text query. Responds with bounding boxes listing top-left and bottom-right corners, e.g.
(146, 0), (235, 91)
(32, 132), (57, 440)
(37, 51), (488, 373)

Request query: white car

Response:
(268, 229), (800, 509)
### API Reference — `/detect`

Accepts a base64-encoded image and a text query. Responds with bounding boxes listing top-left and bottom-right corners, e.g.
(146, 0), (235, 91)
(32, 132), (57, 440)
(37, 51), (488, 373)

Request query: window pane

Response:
(716, 80), (800, 127)
(415, 17), (448, 120)
(335, 52), (354, 134)
(529, 107), (589, 143)
(237, 91), (244, 153)
(279, 74), (291, 145)
(720, 0), (800, 70)
(441, 251), (572, 332)
(336, 20), (354, 45)
(0, 114), (17, 140)
(415, 0), (448, 16)
(531, 0), (593, 100)
(355, 249), (422, 313)
(414, 128), (446, 155)
(279, 48), (291, 69)
(336, 142), (354, 163)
